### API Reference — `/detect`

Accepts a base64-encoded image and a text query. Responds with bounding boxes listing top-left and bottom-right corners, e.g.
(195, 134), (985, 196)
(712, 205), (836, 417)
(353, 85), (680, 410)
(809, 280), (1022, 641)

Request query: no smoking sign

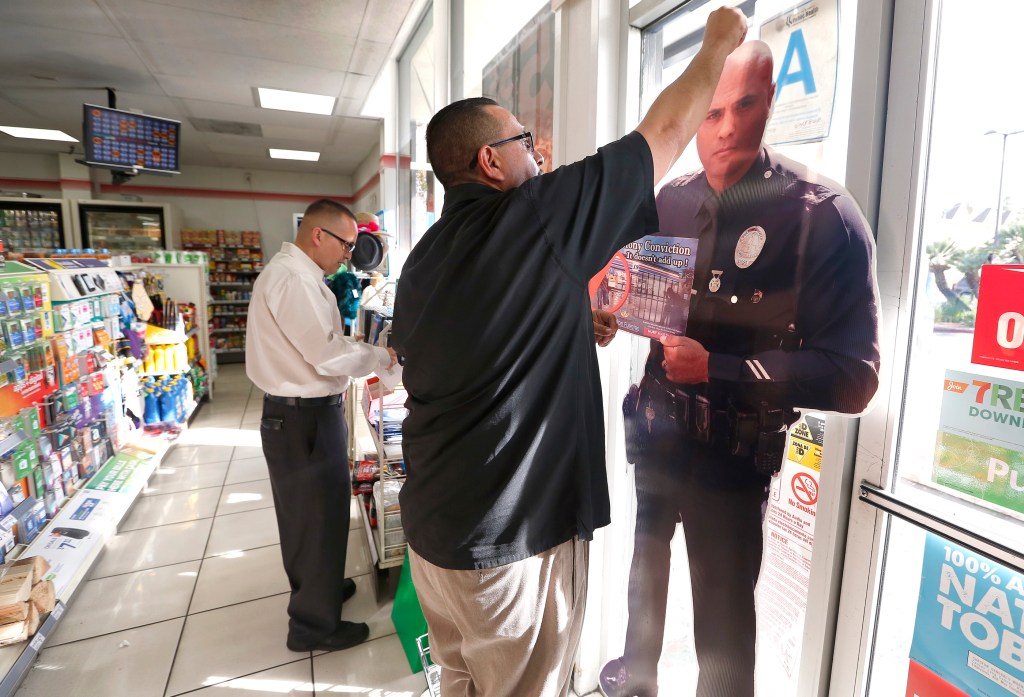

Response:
(791, 472), (818, 506)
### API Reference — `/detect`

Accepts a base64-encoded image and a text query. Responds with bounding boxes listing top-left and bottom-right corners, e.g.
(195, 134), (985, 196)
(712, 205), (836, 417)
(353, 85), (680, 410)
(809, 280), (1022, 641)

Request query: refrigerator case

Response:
(76, 201), (169, 252)
(0, 198), (69, 253)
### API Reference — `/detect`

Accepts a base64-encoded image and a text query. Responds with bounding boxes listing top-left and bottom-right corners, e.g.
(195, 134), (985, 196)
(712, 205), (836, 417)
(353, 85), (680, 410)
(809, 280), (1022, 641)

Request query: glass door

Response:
(849, 1), (1024, 695)
(79, 203), (166, 251)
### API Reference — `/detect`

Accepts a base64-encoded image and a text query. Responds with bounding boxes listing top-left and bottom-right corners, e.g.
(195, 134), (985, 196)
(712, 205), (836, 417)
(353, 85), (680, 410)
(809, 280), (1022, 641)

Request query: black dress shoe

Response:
(342, 578), (357, 603)
(599, 657), (656, 697)
(287, 621), (370, 652)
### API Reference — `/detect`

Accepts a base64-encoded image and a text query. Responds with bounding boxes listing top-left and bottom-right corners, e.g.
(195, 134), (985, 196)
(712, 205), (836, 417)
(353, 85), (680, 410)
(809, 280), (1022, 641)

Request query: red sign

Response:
(0, 371), (57, 418)
(972, 264), (1024, 371)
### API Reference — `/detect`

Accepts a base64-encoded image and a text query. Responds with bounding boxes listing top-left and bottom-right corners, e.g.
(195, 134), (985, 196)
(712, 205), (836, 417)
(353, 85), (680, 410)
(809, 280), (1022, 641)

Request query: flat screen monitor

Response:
(82, 104), (181, 174)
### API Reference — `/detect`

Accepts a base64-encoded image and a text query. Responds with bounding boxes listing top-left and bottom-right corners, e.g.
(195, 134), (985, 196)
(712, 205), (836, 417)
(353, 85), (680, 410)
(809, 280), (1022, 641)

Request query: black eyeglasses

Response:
(318, 227), (356, 252)
(468, 131), (535, 168)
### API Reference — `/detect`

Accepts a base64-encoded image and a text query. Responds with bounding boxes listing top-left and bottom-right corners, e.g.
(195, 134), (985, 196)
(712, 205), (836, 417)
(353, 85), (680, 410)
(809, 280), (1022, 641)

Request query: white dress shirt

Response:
(246, 242), (390, 397)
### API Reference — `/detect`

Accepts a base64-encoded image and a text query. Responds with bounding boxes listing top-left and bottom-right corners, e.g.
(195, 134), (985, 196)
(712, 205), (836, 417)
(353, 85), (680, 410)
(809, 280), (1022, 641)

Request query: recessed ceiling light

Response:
(268, 148), (320, 161)
(0, 126), (78, 142)
(257, 87), (335, 115)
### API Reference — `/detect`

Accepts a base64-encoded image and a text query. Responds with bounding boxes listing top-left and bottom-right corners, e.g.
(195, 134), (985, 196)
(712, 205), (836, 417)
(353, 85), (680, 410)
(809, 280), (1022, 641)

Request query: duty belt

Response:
(641, 377), (797, 451)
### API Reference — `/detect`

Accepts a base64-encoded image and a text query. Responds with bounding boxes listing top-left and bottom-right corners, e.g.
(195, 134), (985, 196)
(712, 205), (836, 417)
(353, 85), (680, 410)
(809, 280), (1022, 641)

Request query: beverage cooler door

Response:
(78, 203), (166, 251)
(0, 198), (69, 253)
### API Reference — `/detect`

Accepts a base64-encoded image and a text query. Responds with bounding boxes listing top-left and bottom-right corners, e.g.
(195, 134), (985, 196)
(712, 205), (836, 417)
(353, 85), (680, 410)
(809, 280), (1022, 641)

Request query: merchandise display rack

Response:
(0, 440), (173, 697)
(134, 263), (215, 399)
(352, 374), (407, 571)
(0, 258), (204, 695)
(181, 230), (263, 364)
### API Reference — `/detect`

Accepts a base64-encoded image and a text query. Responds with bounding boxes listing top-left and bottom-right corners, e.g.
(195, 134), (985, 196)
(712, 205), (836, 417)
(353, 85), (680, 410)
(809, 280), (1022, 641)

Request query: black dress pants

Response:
(260, 397), (351, 646)
(622, 449), (768, 697)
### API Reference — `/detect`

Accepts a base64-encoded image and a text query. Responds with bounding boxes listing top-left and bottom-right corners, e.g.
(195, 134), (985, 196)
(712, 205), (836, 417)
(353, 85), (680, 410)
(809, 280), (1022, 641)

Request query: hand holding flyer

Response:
(589, 235), (698, 339)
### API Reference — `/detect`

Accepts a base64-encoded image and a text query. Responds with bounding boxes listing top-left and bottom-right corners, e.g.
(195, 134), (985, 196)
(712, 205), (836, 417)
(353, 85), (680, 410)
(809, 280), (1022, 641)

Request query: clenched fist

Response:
(703, 7), (748, 57)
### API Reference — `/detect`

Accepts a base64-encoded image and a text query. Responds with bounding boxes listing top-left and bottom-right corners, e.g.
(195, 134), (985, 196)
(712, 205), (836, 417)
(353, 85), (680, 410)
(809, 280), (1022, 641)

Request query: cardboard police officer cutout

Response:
(595, 39), (881, 697)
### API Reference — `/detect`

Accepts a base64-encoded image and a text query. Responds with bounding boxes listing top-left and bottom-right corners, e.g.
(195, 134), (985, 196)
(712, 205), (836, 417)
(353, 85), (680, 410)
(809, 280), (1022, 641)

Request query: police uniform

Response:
(611, 148), (880, 697)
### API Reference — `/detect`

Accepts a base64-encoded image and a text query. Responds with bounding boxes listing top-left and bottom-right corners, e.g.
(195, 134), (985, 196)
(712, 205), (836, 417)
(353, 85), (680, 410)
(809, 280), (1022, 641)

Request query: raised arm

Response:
(636, 7), (747, 182)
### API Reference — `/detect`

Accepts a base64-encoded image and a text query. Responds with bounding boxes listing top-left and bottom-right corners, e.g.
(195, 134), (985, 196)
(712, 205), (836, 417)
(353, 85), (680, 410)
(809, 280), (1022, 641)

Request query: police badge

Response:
(735, 226), (767, 269)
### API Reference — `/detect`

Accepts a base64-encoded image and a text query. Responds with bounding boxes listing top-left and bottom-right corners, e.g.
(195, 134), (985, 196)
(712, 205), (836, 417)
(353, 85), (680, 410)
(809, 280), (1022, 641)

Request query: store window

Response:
(463, 0), (553, 170)
(398, 10), (437, 250)
(862, 1), (1024, 694)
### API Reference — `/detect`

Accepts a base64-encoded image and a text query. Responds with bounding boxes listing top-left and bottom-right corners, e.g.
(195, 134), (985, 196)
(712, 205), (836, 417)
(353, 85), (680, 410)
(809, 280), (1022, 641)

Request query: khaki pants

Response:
(409, 539), (589, 697)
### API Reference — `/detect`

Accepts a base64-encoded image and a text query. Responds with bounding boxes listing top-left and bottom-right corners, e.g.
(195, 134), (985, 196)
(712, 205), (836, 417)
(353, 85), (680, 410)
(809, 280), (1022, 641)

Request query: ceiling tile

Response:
(105, 0), (356, 72)
(142, 44), (347, 106)
(0, 1), (123, 38)
(359, 0), (417, 42)
(347, 40), (391, 76)
(141, 0), (368, 39)
(183, 101), (336, 131)
(261, 124), (325, 141)
(341, 73), (374, 101)
(205, 137), (272, 157)
(0, 28), (157, 93)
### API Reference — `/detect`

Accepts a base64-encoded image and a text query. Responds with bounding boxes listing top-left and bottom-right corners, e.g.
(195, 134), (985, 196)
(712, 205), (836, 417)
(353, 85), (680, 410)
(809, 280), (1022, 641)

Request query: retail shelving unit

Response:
(182, 231), (262, 365)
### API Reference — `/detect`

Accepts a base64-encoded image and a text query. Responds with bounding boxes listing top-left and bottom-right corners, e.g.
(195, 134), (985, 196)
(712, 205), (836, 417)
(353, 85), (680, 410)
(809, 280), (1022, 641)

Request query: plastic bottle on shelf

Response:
(175, 343), (189, 372)
(143, 347), (156, 374)
(144, 387), (161, 424)
(158, 386), (176, 423)
(153, 345), (166, 373)
(164, 344), (178, 373)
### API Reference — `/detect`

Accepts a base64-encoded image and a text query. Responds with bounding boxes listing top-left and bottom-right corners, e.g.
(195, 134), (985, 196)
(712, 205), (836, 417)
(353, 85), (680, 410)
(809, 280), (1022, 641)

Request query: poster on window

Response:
(972, 265), (1024, 372)
(932, 369), (1024, 517)
(597, 33), (880, 697)
(481, 5), (554, 173)
(759, 0), (839, 145)
(906, 534), (1024, 697)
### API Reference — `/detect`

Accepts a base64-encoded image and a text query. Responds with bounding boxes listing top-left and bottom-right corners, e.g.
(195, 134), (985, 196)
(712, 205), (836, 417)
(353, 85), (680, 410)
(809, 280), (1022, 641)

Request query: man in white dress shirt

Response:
(246, 198), (397, 653)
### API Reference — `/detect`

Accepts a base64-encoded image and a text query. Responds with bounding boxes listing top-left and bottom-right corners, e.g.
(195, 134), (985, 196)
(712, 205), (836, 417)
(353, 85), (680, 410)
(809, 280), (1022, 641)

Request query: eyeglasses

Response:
(318, 227), (356, 252)
(468, 131), (535, 168)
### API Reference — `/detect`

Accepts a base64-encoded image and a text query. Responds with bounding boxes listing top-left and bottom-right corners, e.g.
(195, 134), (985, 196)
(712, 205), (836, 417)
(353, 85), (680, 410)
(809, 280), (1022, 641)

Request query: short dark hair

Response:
(426, 97), (503, 187)
(304, 198), (356, 222)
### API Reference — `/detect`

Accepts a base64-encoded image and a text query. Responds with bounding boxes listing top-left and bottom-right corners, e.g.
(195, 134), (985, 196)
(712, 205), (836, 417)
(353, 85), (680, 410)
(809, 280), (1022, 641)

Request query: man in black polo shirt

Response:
(391, 8), (747, 697)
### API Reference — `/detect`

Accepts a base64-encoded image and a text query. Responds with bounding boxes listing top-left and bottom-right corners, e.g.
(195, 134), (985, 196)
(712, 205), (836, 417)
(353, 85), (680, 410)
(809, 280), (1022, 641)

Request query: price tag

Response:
(29, 633), (45, 652)
(52, 603), (65, 620)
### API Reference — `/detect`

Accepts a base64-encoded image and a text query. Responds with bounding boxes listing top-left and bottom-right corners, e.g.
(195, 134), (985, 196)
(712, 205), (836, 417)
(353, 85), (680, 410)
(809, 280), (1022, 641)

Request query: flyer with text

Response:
(932, 369), (1024, 516)
(589, 235), (697, 339)
(907, 534), (1024, 697)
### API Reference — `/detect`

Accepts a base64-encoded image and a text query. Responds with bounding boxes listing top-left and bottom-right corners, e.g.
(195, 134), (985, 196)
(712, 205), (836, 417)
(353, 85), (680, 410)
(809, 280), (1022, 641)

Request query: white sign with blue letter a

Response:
(760, 0), (839, 145)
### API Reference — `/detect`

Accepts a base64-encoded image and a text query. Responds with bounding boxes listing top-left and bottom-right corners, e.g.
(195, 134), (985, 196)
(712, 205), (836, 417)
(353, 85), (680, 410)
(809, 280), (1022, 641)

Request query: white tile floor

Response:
(15, 365), (430, 697)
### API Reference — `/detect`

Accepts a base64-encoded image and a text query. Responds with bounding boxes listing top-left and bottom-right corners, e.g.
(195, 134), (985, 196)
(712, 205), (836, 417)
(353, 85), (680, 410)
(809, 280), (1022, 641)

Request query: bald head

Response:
(696, 40), (776, 192)
(726, 40), (774, 85)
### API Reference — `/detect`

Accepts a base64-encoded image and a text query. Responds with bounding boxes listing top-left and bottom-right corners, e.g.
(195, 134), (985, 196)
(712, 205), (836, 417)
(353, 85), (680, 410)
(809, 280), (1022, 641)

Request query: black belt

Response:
(265, 393), (344, 407)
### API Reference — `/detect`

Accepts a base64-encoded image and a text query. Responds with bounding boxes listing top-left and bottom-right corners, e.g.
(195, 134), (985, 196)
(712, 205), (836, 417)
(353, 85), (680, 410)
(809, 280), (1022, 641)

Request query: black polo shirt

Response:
(392, 131), (658, 570)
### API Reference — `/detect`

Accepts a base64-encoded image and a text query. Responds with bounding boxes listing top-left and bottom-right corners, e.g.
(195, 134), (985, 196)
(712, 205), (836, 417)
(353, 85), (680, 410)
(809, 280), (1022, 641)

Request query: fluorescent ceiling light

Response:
(0, 126), (78, 142)
(269, 148), (320, 161)
(257, 87), (335, 115)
